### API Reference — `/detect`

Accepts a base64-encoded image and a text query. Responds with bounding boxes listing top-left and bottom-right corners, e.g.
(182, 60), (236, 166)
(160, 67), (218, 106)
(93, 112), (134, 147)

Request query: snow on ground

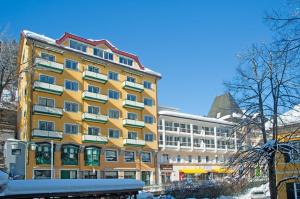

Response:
(234, 183), (269, 199)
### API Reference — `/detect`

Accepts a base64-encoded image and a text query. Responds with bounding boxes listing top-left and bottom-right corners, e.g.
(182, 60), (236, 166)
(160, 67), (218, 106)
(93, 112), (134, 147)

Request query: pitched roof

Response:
(208, 93), (242, 118)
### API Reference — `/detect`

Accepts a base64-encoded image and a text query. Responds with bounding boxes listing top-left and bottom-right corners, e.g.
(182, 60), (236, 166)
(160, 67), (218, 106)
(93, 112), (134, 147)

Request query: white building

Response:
(157, 106), (238, 184)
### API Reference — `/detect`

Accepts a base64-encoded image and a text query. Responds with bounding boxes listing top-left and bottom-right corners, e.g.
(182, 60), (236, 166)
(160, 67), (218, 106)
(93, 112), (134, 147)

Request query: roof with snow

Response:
(159, 108), (235, 125)
(22, 30), (161, 78)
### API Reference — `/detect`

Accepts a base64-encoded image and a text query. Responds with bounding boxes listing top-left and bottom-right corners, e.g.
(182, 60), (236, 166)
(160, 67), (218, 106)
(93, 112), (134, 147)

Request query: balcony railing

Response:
(32, 129), (63, 139)
(82, 91), (108, 103)
(122, 81), (144, 92)
(33, 105), (63, 117)
(123, 100), (144, 110)
(82, 70), (108, 84)
(35, 57), (64, 73)
(82, 134), (108, 144)
(33, 81), (63, 95)
(82, 113), (108, 123)
(124, 138), (146, 146)
(123, 119), (145, 128)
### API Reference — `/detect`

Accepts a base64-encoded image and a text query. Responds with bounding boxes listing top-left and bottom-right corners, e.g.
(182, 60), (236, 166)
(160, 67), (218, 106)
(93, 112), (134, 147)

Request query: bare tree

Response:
(0, 29), (18, 103)
(225, 42), (300, 199)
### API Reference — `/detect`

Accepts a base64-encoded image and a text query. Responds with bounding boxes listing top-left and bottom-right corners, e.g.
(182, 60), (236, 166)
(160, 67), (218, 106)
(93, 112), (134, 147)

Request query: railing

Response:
(82, 134), (108, 143)
(33, 104), (63, 116)
(124, 139), (146, 146)
(123, 99), (144, 109)
(180, 142), (191, 147)
(33, 81), (64, 95)
(35, 57), (64, 73)
(32, 129), (63, 139)
(82, 70), (108, 83)
(122, 81), (144, 92)
(82, 91), (108, 103)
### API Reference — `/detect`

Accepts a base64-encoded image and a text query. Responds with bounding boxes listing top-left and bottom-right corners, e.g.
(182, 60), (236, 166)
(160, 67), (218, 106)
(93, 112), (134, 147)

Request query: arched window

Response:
(36, 143), (52, 165)
(61, 144), (79, 165)
(85, 147), (100, 166)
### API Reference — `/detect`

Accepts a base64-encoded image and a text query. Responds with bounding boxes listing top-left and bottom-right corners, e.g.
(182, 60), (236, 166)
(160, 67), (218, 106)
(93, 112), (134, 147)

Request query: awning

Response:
(180, 168), (207, 174)
(211, 167), (234, 174)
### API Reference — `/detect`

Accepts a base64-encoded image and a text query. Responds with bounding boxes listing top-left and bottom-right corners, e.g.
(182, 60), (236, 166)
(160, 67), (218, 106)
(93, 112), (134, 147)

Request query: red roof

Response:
(56, 32), (144, 69)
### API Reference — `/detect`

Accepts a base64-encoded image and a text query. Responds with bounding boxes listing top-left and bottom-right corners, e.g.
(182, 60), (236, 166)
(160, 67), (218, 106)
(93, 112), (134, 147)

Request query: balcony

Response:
(82, 113), (108, 123)
(33, 81), (63, 95)
(82, 91), (108, 103)
(82, 134), (108, 144)
(33, 105), (63, 117)
(123, 119), (145, 128)
(35, 57), (64, 73)
(122, 81), (144, 92)
(82, 70), (108, 84)
(124, 138), (146, 146)
(32, 129), (63, 139)
(123, 100), (144, 110)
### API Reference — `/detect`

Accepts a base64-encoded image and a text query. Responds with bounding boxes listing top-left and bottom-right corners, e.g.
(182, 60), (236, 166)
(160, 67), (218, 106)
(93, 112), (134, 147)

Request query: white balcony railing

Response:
(32, 129), (63, 139)
(33, 105), (63, 117)
(124, 138), (146, 146)
(122, 81), (144, 92)
(82, 134), (108, 143)
(82, 113), (108, 123)
(82, 91), (108, 103)
(82, 70), (108, 83)
(33, 81), (63, 95)
(123, 119), (145, 128)
(35, 57), (63, 73)
(123, 100), (144, 110)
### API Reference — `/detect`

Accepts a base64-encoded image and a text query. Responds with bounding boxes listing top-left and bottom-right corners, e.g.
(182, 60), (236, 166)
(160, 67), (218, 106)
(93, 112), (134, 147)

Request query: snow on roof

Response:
(159, 110), (235, 125)
(22, 30), (161, 78)
(0, 171), (144, 197)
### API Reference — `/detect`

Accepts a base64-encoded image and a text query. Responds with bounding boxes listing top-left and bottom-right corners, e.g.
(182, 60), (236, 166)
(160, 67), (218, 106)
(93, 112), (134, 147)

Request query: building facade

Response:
(157, 107), (238, 184)
(17, 30), (161, 184)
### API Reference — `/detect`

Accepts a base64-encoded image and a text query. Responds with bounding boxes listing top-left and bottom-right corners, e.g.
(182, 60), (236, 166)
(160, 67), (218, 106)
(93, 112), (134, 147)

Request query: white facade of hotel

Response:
(157, 107), (238, 184)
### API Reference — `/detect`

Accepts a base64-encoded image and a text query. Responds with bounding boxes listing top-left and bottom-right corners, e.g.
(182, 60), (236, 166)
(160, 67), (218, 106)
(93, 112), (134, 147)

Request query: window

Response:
(108, 109), (120, 119)
(64, 101), (79, 112)
(109, 129), (120, 138)
(127, 112), (137, 120)
(88, 85), (100, 93)
(215, 156), (219, 163)
(108, 90), (119, 99)
(65, 59), (79, 71)
(85, 147), (100, 166)
(39, 121), (54, 131)
(141, 171), (151, 186)
(144, 115), (154, 124)
(125, 151), (135, 162)
(204, 139), (215, 148)
(144, 98), (153, 106)
(94, 48), (113, 61)
(145, 133), (154, 142)
(41, 52), (55, 62)
(108, 71), (118, 80)
(65, 80), (79, 91)
(34, 170), (51, 179)
(61, 145), (79, 165)
(12, 149), (21, 155)
(61, 170), (77, 179)
(141, 152), (151, 163)
(38, 97), (54, 107)
(120, 57), (133, 66)
(198, 156), (201, 163)
(128, 131), (137, 139)
(105, 150), (118, 162)
(124, 171), (136, 179)
(206, 156), (209, 163)
(87, 65), (99, 73)
(127, 76), (135, 83)
(189, 155), (192, 163)
(88, 106), (100, 114)
(88, 127), (100, 136)
(69, 40), (87, 52)
(103, 171), (118, 179)
(143, 81), (152, 89)
(127, 94), (136, 101)
(40, 74), (54, 84)
(289, 141), (300, 162)
(162, 154), (169, 163)
(64, 123), (79, 134)
(177, 155), (181, 163)
(35, 143), (51, 164)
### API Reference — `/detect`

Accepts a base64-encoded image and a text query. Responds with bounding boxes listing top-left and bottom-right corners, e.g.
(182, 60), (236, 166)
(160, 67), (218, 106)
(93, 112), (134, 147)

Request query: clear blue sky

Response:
(0, 0), (286, 115)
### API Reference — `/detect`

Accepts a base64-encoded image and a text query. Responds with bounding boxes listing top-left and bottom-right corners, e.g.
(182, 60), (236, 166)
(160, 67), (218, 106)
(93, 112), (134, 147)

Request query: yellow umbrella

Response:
(211, 167), (234, 174)
(180, 168), (208, 174)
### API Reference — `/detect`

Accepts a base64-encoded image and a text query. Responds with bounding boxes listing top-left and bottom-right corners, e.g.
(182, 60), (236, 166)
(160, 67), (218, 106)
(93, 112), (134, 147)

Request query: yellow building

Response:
(17, 30), (161, 184)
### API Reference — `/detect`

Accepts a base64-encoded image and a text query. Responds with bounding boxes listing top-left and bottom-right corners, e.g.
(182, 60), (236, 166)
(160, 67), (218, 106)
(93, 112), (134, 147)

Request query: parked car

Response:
(250, 189), (268, 199)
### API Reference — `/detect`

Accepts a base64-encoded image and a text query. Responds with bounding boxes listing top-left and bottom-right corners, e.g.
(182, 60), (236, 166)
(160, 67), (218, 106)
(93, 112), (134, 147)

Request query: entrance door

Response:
(61, 170), (77, 179)
(141, 171), (151, 186)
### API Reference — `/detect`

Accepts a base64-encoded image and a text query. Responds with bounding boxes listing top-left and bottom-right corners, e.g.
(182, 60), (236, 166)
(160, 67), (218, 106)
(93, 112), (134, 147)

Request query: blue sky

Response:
(0, 0), (286, 115)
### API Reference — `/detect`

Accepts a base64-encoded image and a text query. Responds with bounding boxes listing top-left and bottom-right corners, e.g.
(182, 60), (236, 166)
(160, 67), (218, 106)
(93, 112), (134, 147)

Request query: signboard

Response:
(160, 164), (173, 171)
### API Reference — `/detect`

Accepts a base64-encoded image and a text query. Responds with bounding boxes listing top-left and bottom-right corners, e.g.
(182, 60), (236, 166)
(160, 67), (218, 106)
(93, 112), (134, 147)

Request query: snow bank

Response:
(235, 183), (269, 199)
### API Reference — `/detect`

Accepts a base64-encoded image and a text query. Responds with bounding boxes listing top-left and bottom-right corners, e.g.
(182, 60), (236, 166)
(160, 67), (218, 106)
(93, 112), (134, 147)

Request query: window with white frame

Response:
(88, 106), (100, 114)
(128, 131), (137, 139)
(141, 152), (151, 163)
(88, 126), (100, 136)
(108, 71), (118, 80)
(64, 101), (79, 112)
(127, 94), (136, 101)
(127, 112), (137, 120)
(105, 150), (118, 162)
(38, 97), (54, 107)
(144, 98), (153, 106)
(144, 133), (154, 142)
(108, 90), (119, 99)
(143, 81), (152, 89)
(65, 80), (79, 91)
(177, 155), (181, 163)
(108, 109), (120, 119)
(39, 121), (54, 131)
(144, 115), (154, 124)
(69, 40), (87, 52)
(41, 52), (55, 62)
(127, 76), (135, 83)
(88, 85), (100, 93)
(40, 74), (55, 84)
(125, 151), (135, 162)
(120, 57), (133, 66)
(87, 65), (99, 73)
(108, 129), (120, 138)
(65, 59), (79, 70)
(94, 48), (113, 61)
(64, 123), (79, 134)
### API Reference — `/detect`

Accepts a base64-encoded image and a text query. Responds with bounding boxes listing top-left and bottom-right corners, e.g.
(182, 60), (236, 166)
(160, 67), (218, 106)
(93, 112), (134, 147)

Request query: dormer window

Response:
(69, 40), (87, 52)
(119, 56), (133, 66)
(93, 48), (113, 61)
